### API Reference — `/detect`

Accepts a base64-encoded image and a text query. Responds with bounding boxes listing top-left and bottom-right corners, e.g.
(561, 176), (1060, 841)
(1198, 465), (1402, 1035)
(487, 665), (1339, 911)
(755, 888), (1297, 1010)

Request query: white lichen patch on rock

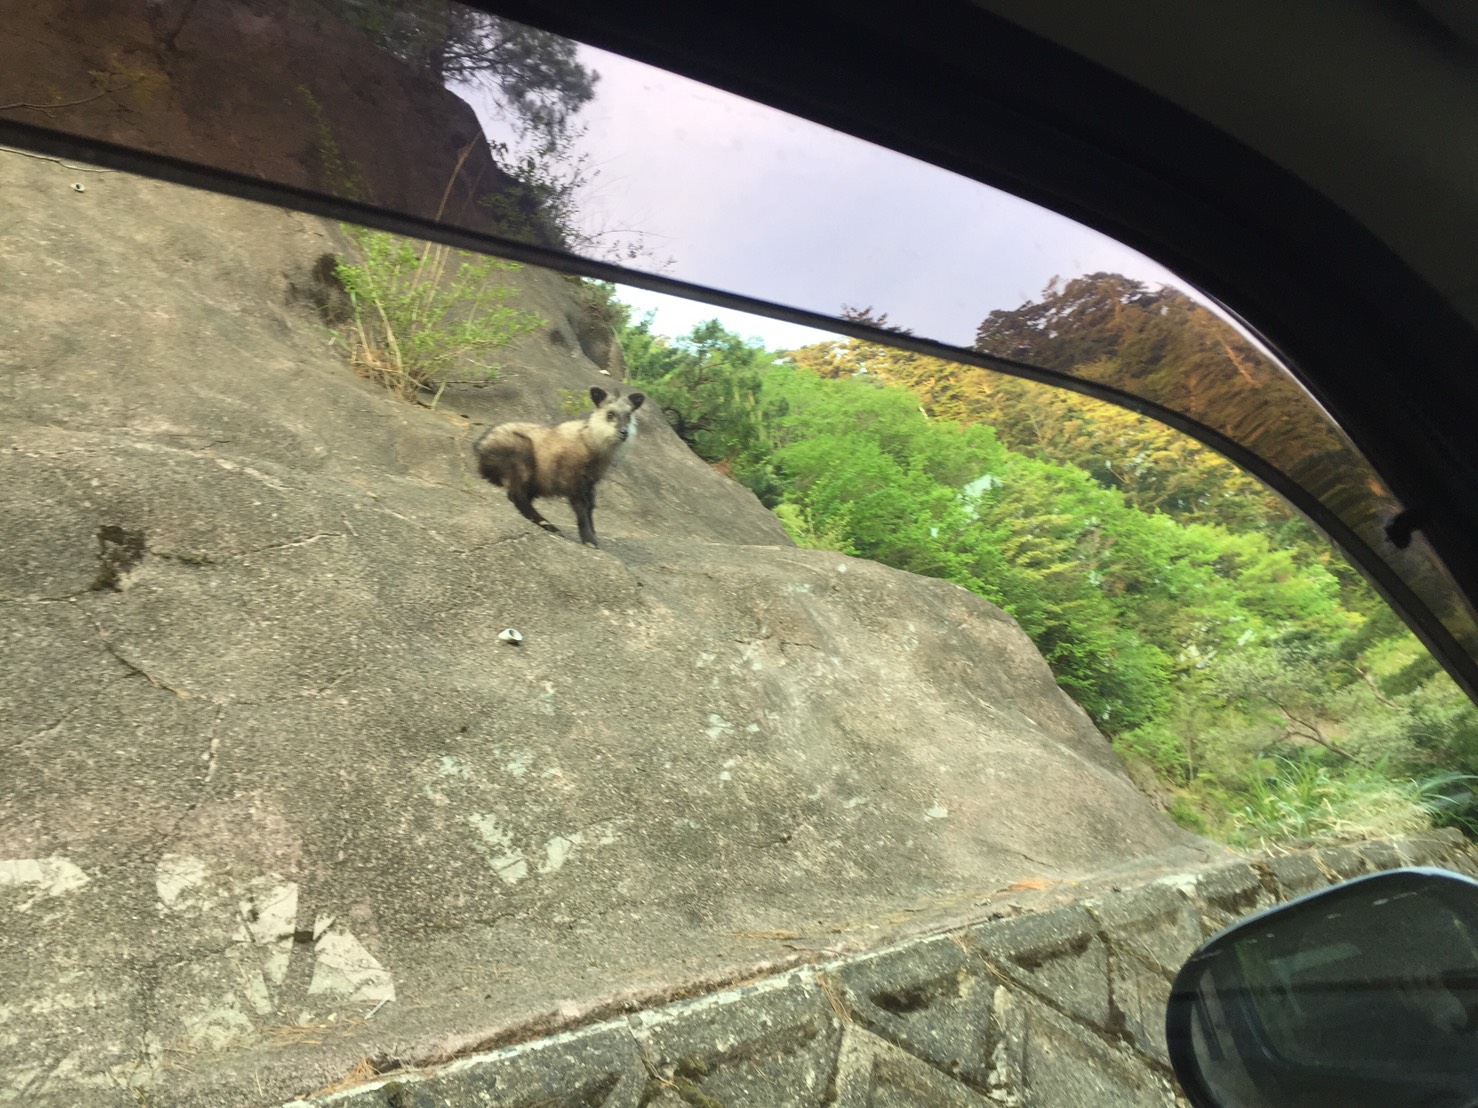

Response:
(533, 684), (558, 716)
(468, 813), (529, 884)
(0, 856), (89, 909)
(900, 622), (920, 652)
(476, 818), (626, 882)
(436, 755), (473, 778)
(308, 917), (395, 1004)
(145, 855), (394, 1048)
(233, 875), (300, 988)
(540, 833), (580, 874)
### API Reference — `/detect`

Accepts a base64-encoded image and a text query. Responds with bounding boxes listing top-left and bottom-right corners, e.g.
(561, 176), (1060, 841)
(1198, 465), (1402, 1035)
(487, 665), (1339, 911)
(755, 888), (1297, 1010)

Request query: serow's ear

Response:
(589, 386), (609, 407)
(628, 392), (646, 410)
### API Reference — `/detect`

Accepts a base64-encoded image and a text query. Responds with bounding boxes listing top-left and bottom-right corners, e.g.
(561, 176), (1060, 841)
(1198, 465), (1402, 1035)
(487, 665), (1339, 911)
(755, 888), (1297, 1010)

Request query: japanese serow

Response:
(473, 386), (645, 548)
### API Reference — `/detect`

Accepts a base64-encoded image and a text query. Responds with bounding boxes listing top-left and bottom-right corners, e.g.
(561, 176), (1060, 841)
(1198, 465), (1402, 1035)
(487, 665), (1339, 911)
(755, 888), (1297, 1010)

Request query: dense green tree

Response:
(618, 315), (778, 494)
(748, 367), (1003, 581)
(791, 334), (1288, 533)
(963, 455), (1173, 728)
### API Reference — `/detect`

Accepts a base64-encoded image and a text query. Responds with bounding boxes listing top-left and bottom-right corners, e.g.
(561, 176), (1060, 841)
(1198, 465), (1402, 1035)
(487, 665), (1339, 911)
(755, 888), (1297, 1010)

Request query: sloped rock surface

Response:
(0, 153), (1210, 1104)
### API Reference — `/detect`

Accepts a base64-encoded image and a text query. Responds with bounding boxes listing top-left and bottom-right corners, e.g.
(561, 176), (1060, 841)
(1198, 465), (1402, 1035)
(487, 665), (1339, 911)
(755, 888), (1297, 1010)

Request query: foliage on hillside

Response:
(333, 227), (543, 402)
(609, 279), (1478, 847)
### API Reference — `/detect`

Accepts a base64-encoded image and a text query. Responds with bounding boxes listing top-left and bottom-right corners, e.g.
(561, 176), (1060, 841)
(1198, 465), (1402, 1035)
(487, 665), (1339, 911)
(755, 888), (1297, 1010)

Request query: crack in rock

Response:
(76, 604), (189, 698)
(214, 532), (346, 560)
(0, 590), (96, 604)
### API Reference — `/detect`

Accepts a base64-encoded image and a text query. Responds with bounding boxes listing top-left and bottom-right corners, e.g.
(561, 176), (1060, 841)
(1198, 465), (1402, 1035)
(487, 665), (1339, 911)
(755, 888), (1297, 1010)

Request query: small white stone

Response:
(498, 628), (523, 645)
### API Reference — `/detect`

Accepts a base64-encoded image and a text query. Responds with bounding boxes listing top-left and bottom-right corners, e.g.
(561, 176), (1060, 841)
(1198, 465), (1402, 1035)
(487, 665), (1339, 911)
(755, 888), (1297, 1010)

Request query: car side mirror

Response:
(1166, 867), (1478, 1108)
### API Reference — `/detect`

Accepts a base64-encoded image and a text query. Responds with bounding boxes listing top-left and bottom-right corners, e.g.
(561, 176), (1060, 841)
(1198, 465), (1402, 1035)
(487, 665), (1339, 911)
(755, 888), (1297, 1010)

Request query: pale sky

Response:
(612, 286), (841, 351)
(465, 40), (1187, 350)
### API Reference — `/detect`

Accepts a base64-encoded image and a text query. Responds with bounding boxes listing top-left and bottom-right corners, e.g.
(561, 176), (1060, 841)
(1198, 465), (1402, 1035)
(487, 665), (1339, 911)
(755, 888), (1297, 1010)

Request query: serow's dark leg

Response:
(509, 490), (559, 533)
(571, 483), (598, 547)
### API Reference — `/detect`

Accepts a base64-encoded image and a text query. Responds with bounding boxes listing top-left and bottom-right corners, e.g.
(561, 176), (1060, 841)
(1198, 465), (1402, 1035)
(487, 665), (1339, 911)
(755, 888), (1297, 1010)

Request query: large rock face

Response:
(0, 154), (1212, 1104)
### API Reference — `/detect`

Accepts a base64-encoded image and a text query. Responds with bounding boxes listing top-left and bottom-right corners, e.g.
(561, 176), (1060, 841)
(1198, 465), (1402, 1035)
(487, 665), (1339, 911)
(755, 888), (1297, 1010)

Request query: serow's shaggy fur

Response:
(474, 386), (645, 548)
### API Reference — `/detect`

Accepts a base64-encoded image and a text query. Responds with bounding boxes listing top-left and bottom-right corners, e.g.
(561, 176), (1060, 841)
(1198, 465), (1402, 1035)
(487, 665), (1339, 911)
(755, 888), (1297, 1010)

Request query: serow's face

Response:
(594, 389), (645, 442)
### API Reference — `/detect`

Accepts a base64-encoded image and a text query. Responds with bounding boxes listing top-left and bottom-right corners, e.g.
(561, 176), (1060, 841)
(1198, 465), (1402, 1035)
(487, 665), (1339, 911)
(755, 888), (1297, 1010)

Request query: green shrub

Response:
(333, 226), (544, 403)
(1228, 756), (1442, 849)
(772, 502), (849, 551)
(1167, 795), (1210, 834)
(1113, 722), (1190, 782)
